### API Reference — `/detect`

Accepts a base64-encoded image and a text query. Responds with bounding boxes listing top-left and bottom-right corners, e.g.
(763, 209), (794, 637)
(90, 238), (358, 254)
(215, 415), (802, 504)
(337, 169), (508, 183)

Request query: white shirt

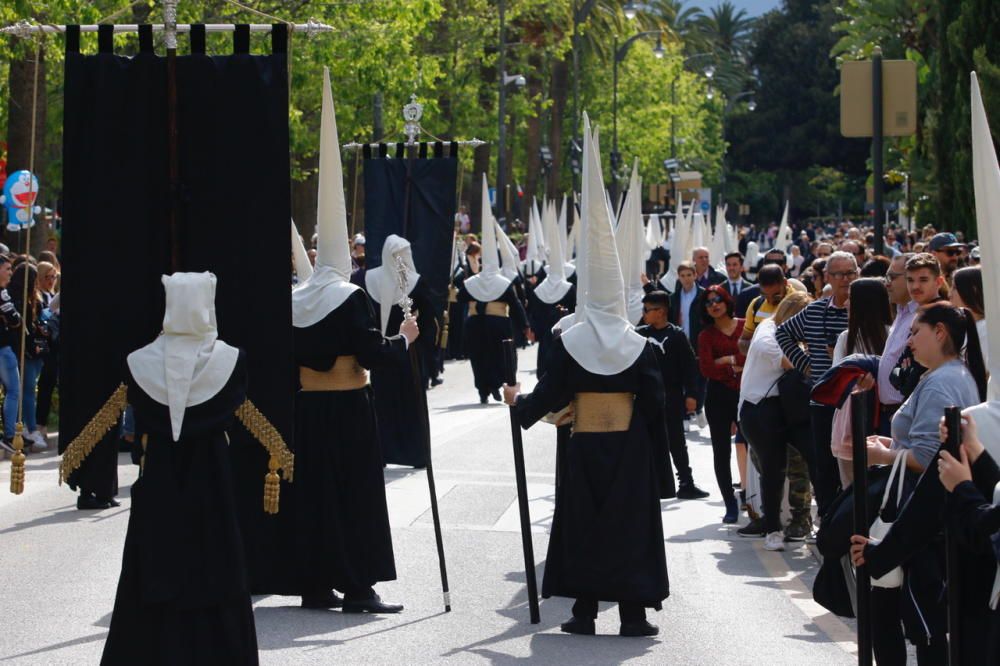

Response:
(679, 285), (697, 341)
(832, 326), (890, 365)
(738, 318), (785, 417)
(878, 301), (918, 405)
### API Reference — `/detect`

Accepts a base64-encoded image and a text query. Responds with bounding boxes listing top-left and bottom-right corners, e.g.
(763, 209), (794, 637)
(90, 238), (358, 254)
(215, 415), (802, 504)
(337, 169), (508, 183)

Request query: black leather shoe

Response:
(620, 620), (658, 637)
(342, 593), (403, 614)
(676, 484), (710, 500)
(98, 497), (121, 508)
(301, 590), (343, 609)
(77, 494), (103, 510)
(491, 389), (502, 402)
(430, 377), (444, 387)
(479, 392), (489, 405)
(560, 617), (596, 635)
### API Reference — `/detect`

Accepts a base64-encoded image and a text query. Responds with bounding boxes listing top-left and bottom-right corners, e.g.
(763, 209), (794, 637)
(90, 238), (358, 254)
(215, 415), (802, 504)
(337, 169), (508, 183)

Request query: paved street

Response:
(0, 346), (858, 665)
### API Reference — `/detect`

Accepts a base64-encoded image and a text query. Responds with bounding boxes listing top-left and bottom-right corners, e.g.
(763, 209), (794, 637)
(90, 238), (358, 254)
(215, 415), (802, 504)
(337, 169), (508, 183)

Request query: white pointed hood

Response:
(558, 195), (576, 277)
(365, 234), (419, 335)
(523, 198), (546, 275)
(291, 219), (313, 283)
(292, 68), (359, 328)
(560, 118), (646, 376)
(645, 213), (661, 252)
(614, 159), (646, 324)
(464, 174), (512, 302)
(495, 219), (521, 280)
(127, 272), (239, 441)
(965, 73), (1000, 469)
(534, 197), (572, 305)
(661, 194), (688, 290)
(775, 200), (792, 252)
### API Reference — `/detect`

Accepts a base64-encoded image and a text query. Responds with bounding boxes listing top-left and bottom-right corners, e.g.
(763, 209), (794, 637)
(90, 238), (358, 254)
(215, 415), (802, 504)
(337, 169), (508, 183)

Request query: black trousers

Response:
(740, 397), (817, 534)
(704, 381), (739, 501)
(664, 398), (693, 486)
(35, 350), (57, 428)
(810, 403), (841, 517)
(572, 598), (645, 623)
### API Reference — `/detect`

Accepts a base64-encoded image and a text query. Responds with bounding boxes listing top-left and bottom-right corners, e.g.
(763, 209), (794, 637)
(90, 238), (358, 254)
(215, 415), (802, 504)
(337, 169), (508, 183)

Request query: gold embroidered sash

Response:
(572, 392), (634, 433)
(483, 301), (509, 317)
(299, 355), (368, 391)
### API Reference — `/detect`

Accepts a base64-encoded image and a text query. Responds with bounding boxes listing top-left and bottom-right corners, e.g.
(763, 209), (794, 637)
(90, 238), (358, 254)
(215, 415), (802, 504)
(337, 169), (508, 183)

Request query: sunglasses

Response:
(642, 306), (664, 313)
(942, 248), (963, 257)
(705, 295), (725, 305)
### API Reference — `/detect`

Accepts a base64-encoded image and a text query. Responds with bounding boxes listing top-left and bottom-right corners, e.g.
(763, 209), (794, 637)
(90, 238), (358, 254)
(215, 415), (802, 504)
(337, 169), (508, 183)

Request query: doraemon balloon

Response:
(1, 170), (40, 232)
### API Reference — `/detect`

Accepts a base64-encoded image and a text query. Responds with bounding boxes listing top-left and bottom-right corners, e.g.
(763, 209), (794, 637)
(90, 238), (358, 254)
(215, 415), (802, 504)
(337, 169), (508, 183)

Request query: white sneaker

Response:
(764, 531), (785, 551)
(28, 431), (47, 451)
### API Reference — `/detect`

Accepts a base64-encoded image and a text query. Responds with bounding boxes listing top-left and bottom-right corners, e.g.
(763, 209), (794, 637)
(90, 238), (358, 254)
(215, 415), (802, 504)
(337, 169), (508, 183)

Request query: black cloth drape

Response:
(363, 145), (457, 319)
(61, 27), (292, 545)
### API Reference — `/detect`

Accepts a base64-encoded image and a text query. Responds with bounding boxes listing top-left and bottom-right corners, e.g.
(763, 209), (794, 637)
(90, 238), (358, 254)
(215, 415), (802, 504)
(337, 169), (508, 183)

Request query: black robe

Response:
(526, 284), (576, 380)
(102, 353), (258, 666)
(458, 282), (528, 396)
(369, 276), (437, 467)
(292, 288), (400, 595)
(445, 265), (468, 360)
(513, 339), (670, 607)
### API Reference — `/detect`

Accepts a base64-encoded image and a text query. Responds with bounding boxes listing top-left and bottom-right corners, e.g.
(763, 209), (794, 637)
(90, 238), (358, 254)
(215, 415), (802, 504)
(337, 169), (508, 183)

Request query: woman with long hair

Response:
(810, 258), (827, 299)
(833, 277), (892, 364)
(697, 284), (746, 523)
(850, 302), (987, 665)
(950, 266), (987, 367)
(35, 261), (59, 440)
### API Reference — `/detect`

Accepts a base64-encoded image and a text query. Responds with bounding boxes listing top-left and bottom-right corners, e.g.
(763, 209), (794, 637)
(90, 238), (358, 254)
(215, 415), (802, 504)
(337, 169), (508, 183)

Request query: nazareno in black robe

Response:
(457, 282), (528, 397)
(369, 275), (437, 468)
(513, 338), (670, 608)
(292, 288), (399, 596)
(526, 284), (576, 380)
(101, 352), (258, 666)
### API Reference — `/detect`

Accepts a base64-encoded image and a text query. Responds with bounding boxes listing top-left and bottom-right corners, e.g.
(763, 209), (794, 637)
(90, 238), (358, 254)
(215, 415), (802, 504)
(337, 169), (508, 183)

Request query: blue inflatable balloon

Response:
(1, 170), (40, 232)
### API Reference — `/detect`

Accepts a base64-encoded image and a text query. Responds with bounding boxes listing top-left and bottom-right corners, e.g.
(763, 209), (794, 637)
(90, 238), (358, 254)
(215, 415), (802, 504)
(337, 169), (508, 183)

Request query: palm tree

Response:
(651, 0), (707, 53)
(697, 1), (754, 59)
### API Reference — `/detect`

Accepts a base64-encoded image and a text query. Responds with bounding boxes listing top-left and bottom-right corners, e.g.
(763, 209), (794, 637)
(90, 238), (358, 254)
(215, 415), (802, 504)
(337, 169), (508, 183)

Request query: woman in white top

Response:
(950, 266), (988, 367)
(789, 245), (804, 277)
(738, 291), (814, 550)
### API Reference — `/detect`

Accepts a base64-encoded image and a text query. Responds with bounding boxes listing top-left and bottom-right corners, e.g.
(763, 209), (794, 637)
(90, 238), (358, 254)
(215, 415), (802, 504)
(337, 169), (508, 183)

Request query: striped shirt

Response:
(775, 296), (849, 383)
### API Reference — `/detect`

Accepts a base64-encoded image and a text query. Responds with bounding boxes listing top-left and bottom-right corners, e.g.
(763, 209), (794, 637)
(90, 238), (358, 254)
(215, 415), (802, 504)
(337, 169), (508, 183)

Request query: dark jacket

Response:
(695, 266), (726, 289)
(668, 285), (706, 352)
(636, 323), (698, 404)
(721, 278), (756, 318)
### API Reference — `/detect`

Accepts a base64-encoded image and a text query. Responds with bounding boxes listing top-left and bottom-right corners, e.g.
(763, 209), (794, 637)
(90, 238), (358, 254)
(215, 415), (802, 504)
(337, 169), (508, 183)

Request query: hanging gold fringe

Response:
(234, 399), (294, 515)
(263, 455), (280, 514)
(9, 423), (26, 494)
(58, 384), (128, 486)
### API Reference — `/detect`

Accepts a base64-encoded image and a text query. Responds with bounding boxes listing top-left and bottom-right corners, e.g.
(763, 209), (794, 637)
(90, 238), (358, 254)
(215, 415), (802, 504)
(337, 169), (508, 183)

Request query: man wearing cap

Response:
(929, 231), (965, 289)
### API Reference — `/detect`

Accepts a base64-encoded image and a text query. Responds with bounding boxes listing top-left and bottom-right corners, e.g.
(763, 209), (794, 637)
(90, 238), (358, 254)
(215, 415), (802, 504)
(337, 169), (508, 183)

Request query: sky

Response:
(720, 0), (783, 17)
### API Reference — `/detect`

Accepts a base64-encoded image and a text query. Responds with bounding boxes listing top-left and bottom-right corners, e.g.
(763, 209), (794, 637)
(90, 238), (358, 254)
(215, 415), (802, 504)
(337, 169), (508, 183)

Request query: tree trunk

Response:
(547, 57), (569, 197)
(523, 52), (544, 207)
(6, 40), (48, 256)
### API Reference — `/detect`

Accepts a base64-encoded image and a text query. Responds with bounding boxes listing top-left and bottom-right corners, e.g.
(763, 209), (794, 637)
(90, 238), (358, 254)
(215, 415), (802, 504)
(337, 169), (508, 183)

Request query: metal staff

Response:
(502, 338), (540, 623)
(943, 405), (962, 665)
(164, 0), (181, 271)
(395, 255), (451, 612)
(850, 391), (872, 666)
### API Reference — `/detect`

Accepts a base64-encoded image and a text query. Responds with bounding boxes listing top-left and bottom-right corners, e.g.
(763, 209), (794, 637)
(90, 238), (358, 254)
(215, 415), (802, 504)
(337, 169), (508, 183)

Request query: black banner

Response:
(363, 143), (458, 317)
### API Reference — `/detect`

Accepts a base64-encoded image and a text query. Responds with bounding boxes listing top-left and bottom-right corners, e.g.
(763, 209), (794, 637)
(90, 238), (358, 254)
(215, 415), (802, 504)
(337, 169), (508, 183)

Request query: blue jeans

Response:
(0, 346), (20, 439)
(21, 357), (42, 433)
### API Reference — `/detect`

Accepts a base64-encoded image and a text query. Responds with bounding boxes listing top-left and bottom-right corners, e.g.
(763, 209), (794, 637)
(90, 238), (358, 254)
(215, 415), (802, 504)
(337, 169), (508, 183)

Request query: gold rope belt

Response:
(572, 392), (634, 433)
(483, 301), (509, 317)
(299, 355), (368, 391)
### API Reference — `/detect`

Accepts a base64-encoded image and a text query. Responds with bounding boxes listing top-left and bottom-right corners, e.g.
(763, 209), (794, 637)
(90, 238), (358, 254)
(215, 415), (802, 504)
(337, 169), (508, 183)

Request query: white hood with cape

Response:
(128, 272), (240, 442)
(292, 68), (359, 328)
(534, 197), (573, 305)
(365, 234), (419, 335)
(464, 174), (513, 302)
(559, 114), (646, 376)
(614, 159), (647, 324)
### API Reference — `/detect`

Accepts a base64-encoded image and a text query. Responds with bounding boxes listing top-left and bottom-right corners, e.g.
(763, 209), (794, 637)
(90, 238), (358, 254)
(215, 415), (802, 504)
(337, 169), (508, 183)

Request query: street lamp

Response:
(706, 87), (714, 101)
(653, 35), (665, 59)
(747, 99), (757, 112)
(496, 0), (527, 226)
(669, 52), (715, 163)
(623, 1), (640, 20)
(612, 29), (663, 202)
(704, 64), (715, 80)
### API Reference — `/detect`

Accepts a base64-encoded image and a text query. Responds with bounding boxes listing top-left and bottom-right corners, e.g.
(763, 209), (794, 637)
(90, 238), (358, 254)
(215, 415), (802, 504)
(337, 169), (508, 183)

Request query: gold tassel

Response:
(439, 309), (450, 350)
(234, 399), (294, 482)
(263, 455), (280, 515)
(9, 422), (25, 494)
(139, 434), (148, 475)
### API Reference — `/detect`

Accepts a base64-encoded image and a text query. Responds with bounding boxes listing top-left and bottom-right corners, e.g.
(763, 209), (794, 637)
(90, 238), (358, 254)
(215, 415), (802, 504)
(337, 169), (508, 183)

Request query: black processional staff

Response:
(850, 391), (873, 666)
(394, 254), (451, 613)
(502, 338), (540, 624)
(943, 405), (963, 665)
(164, 0), (181, 271)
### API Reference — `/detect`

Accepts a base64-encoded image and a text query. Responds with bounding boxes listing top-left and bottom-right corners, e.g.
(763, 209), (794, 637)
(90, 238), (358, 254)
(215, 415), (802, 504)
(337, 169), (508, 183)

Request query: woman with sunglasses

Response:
(697, 285), (747, 523)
